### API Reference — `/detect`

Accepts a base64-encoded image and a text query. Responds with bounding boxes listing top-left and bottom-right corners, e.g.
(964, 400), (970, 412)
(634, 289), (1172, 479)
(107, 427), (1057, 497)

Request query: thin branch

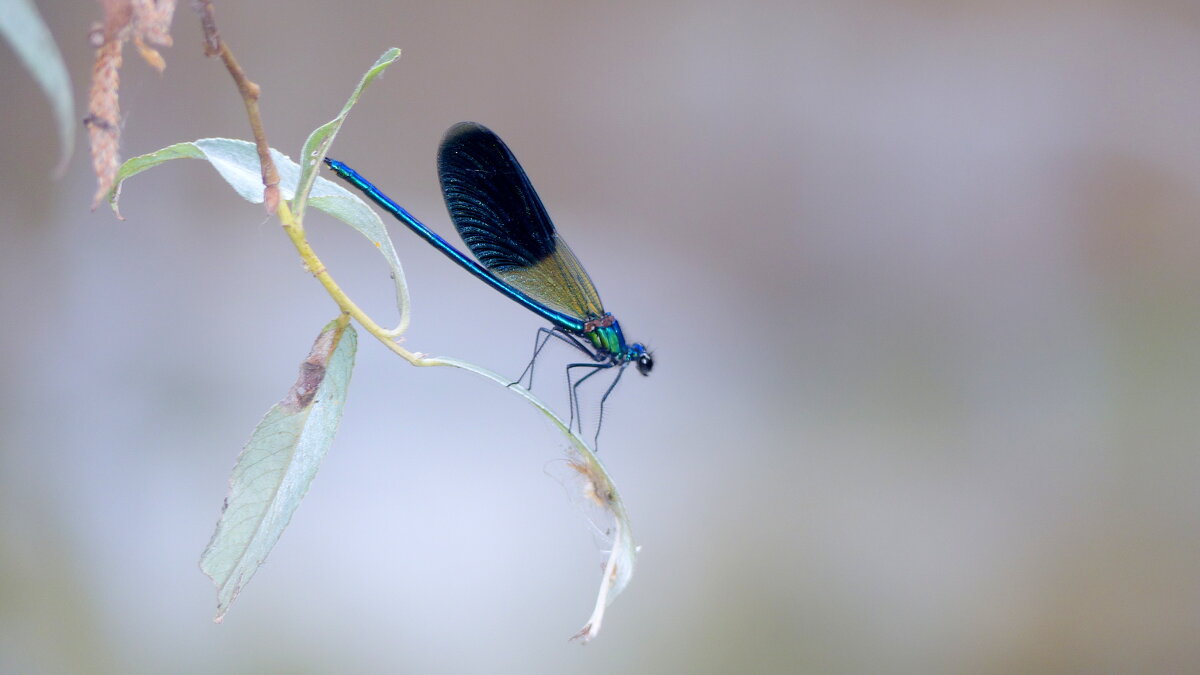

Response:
(276, 201), (435, 366)
(192, 0), (279, 213)
(187, 8), (423, 360)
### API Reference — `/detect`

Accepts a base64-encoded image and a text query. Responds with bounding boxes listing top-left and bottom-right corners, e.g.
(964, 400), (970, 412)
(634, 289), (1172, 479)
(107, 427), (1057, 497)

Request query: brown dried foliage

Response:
(87, 0), (177, 209)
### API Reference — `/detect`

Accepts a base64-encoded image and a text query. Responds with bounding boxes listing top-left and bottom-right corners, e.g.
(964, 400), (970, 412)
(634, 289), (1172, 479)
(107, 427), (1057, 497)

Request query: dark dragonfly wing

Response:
(438, 122), (606, 321)
(438, 122), (553, 271)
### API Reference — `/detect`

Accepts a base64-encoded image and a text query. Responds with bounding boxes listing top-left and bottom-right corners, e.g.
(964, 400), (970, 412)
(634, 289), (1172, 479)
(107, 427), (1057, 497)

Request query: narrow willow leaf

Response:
(0, 0), (75, 173)
(293, 48), (401, 222)
(564, 454), (637, 643)
(200, 320), (357, 621)
(425, 356), (637, 642)
(106, 139), (408, 333)
(293, 49), (411, 336)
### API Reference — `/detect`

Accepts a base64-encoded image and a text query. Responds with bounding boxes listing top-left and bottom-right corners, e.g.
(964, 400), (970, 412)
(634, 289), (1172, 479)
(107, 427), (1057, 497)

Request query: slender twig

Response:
(193, 0), (218, 55)
(192, 0), (279, 212)
(276, 200), (437, 365)
(188, 8), (433, 362)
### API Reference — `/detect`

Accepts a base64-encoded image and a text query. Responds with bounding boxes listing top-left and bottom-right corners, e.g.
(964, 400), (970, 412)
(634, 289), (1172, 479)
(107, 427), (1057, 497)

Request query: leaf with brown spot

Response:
(199, 319), (357, 621)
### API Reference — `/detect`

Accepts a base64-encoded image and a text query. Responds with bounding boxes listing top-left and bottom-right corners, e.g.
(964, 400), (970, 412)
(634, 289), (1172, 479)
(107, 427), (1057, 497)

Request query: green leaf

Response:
(108, 138), (356, 211)
(107, 139), (409, 332)
(424, 356), (637, 642)
(293, 48), (401, 223)
(0, 0), (75, 173)
(200, 319), (357, 621)
(293, 48), (410, 336)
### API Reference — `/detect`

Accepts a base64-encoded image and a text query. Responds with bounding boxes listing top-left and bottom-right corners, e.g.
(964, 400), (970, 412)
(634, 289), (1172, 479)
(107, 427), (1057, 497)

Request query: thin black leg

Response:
(511, 325), (624, 447)
(565, 361), (614, 440)
(511, 327), (558, 390)
(592, 362), (630, 449)
(510, 327), (597, 390)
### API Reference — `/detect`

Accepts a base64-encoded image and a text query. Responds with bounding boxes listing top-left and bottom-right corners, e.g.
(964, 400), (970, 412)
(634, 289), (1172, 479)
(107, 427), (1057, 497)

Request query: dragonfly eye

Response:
(636, 351), (653, 376)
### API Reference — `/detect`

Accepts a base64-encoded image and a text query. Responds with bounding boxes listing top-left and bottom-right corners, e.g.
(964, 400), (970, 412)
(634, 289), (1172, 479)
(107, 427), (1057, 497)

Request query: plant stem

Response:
(194, 0), (279, 212)
(276, 200), (438, 366)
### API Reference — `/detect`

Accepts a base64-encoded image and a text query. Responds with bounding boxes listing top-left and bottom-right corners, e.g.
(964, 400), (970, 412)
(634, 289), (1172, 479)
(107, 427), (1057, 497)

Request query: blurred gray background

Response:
(3, 1), (1199, 672)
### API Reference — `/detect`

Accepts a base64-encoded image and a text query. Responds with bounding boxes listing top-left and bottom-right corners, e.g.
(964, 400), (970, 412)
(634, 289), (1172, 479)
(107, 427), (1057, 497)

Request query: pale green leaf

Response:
(293, 47), (401, 222)
(107, 138), (357, 210)
(293, 48), (410, 336)
(0, 0), (75, 173)
(106, 139), (408, 334)
(200, 320), (357, 621)
(425, 356), (637, 642)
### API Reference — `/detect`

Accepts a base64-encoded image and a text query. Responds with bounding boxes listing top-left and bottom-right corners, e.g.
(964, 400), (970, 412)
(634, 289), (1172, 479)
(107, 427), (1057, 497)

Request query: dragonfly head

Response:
(629, 343), (653, 376)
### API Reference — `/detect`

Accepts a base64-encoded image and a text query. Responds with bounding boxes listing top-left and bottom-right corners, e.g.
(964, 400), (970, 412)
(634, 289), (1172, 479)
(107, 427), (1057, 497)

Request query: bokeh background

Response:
(3, 1), (1200, 672)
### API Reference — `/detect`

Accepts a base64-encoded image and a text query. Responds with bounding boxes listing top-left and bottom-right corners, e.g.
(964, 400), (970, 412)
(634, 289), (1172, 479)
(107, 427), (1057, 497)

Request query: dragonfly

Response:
(325, 122), (652, 445)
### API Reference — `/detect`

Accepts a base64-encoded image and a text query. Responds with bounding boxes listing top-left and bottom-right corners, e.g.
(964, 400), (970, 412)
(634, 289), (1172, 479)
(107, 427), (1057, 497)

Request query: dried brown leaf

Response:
(133, 35), (165, 72)
(87, 0), (177, 208)
(132, 0), (175, 48)
(87, 37), (123, 209)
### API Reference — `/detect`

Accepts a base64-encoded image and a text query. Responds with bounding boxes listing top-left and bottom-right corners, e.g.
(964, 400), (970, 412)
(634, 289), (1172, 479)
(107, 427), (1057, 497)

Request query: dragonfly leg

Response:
(511, 327), (558, 390)
(510, 327), (595, 389)
(565, 360), (614, 442)
(592, 362), (630, 449)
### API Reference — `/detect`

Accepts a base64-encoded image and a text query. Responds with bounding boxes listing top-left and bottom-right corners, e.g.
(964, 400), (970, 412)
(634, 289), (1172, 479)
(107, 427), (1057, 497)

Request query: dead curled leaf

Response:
(87, 0), (177, 209)
(567, 457), (615, 509)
